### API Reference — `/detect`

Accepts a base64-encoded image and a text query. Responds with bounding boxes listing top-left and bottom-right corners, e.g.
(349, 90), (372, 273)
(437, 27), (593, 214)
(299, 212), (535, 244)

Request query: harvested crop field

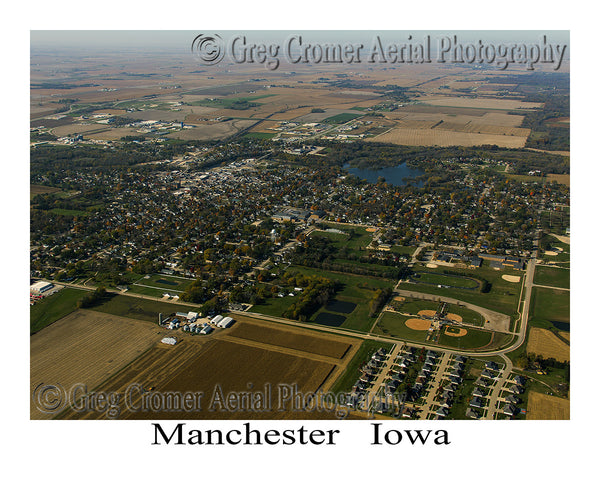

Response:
(226, 321), (353, 359)
(526, 327), (570, 362)
(420, 96), (543, 110)
(65, 338), (341, 420)
(527, 391), (570, 420)
(368, 127), (528, 148)
(31, 309), (164, 419)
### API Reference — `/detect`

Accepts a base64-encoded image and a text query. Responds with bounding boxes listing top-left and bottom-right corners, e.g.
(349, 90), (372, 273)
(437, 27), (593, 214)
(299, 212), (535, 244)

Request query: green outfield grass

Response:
(373, 311), (429, 342)
(411, 270), (480, 289)
(437, 327), (494, 349)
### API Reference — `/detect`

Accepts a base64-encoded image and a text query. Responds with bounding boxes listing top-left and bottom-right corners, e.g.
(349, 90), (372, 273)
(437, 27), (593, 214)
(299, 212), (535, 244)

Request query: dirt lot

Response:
(527, 391), (570, 420)
(526, 327), (570, 362)
(30, 309), (164, 419)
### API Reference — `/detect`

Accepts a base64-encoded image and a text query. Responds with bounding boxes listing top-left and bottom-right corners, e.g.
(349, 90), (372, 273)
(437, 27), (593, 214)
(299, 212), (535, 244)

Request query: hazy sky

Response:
(31, 30), (569, 53)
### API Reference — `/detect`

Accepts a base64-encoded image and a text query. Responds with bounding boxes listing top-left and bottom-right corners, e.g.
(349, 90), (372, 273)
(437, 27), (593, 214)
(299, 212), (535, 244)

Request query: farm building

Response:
(217, 316), (234, 328)
(161, 336), (177, 345)
(200, 325), (213, 335)
(30, 281), (54, 294)
(210, 315), (224, 325)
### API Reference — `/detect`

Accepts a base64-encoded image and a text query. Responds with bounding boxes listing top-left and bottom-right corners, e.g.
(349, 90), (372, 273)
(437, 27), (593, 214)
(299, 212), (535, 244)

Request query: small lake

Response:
(344, 162), (424, 187)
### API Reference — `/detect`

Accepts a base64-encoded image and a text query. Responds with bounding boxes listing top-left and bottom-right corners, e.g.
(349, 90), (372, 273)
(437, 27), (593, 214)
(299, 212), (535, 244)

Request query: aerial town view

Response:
(30, 30), (570, 422)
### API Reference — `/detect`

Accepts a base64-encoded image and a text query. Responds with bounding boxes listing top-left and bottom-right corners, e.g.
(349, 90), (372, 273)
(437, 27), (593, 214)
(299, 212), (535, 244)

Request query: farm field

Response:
(526, 327), (570, 362)
(527, 391), (570, 420)
(226, 320), (353, 359)
(31, 309), (164, 419)
(368, 127), (528, 148)
(30, 287), (89, 334)
(418, 95), (543, 110)
(64, 338), (342, 420)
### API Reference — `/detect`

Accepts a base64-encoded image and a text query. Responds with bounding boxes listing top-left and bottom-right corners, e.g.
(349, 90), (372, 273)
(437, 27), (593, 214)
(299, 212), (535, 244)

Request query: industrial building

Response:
(30, 281), (54, 294)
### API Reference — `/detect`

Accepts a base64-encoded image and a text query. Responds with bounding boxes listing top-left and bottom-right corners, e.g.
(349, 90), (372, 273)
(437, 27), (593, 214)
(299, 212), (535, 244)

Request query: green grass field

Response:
(330, 339), (391, 394)
(374, 311), (429, 342)
(411, 270), (480, 289)
(132, 273), (195, 291)
(533, 266), (570, 289)
(437, 327), (494, 349)
(312, 224), (373, 253)
(30, 287), (88, 334)
(89, 293), (175, 323)
(390, 245), (417, 256)
(529, 287), (570, 329)
(189, 94), (275, 109)
(251, 266), (395, 332)
(322, 113), (363, 124)
(373, 310), (496, 349)
(242, 132), (277, 140)
(50, 208), (90, 217)
(400, 265), (523, 316)
(290, 266), (396, 331)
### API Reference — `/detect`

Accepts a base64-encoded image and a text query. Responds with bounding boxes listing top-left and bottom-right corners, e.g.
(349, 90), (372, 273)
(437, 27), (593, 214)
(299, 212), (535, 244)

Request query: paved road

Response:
(418, 352), (451, 419)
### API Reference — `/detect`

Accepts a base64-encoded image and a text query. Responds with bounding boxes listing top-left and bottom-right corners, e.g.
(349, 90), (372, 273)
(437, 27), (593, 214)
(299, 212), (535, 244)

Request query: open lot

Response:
(31, 309), (164, 419)
(527, 327), (570, 362)
(527, 391), (570, 420)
